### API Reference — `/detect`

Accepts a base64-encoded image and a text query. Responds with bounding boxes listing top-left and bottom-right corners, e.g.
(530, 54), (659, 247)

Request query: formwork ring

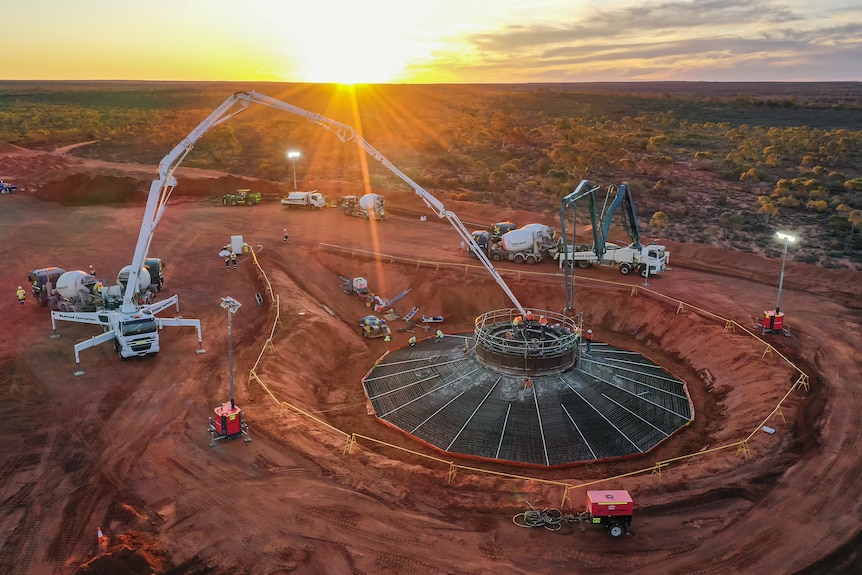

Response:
(473, 308), (579, 376)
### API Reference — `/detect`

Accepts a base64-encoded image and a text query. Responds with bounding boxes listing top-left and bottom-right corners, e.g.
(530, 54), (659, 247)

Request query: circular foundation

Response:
(362, 311), (693, 468)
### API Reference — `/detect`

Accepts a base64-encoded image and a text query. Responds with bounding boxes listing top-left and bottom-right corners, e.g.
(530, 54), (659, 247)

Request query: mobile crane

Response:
(50, 91), (527, 364)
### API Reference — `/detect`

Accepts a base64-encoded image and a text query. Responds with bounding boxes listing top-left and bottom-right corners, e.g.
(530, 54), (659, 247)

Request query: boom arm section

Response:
(559, 180), (603, 314)
(127, 91), (524, 315)
(599, 183), (642, 250)
(237, 92), (525, 314)
(122, 95), (254, 313)
(559, 180), (604, 263)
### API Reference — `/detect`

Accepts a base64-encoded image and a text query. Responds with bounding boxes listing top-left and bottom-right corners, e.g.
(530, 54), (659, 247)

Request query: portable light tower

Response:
(287, 150), (300, 191)
(763, 232), (796, 335)
(209, 296), (251, 446)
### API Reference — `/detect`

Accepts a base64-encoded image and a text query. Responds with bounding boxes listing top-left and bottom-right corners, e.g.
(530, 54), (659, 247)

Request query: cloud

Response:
(418, 0), (862, 81)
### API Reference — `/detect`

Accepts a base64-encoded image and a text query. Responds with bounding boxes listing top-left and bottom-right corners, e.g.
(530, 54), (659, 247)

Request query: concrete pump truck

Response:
(48, 114), (226, 363)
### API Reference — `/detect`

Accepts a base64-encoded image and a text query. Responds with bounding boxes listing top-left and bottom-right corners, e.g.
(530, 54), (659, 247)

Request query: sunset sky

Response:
(5, 0), (861, 84)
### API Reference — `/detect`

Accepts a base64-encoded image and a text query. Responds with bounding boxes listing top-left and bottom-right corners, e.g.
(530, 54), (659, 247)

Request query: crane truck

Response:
(52, 90), (527, 365)
(557, 181), (669, 277)
(49, 121), (219, 362)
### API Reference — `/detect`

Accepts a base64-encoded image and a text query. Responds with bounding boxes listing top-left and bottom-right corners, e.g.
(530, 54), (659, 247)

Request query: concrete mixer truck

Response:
(29, 266), (157, 313)
(28, 268), (105, 312)
(340, 193), (386, 220)
(470, 223), (557, 264)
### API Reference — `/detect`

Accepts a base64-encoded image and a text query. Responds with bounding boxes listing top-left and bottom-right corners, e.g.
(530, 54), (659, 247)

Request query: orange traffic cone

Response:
(97, 527), (106, 544)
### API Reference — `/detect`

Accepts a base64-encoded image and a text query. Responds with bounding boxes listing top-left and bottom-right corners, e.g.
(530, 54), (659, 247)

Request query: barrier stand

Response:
(631, 285), (639, 296)
(724, 320), (735, 333)
(650, 462), (667, 482)
(762, 345), (774, 359)
(560, 485), (573, 509)
(447, 462), (458, 485)
(344, 434), (357, 455)
(769, 405), (787, 424)
(796, 373), (810, 392)
(736, 440), (752, 460)
(676, 302), (685, 314)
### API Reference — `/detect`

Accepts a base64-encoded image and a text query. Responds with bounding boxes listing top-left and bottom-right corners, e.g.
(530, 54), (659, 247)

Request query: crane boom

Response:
(559, 180), (603, 313)
(122, 96), (253, 311)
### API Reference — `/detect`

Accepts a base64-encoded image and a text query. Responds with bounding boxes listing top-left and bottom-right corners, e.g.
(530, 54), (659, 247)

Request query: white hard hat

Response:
(587, 329), (592, 333)
(18, 285), (22, 289)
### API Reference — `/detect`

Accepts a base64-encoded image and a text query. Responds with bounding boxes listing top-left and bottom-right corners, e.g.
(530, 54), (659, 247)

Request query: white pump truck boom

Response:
(203, 91), (525, 315)
(50, 91), (526, 364)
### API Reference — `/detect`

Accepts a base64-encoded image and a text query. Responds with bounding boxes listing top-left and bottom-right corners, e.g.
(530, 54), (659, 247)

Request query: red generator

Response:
(762, 309), (785, 333)
(586, 490), (633, 537)
(209, 402), (250, 446)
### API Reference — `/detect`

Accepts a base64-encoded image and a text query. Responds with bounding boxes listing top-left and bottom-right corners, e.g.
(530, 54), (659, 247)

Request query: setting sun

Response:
(272, 1), (437, 84)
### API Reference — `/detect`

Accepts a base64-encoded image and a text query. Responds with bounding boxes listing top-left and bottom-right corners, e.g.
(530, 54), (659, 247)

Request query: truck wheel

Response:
(577, 260), (591, 269)
(640, 267), (649, 278)
(619, 264), (632, 275)
(526, 254), (537, 264)
(230, 199), (237, 206)
(491, 253), (502, 262)
(514, 254), (526, 264)
(608, 524), (626, 538)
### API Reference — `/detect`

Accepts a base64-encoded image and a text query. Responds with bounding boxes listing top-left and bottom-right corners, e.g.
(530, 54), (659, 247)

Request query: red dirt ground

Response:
(1, 145), (861, 575)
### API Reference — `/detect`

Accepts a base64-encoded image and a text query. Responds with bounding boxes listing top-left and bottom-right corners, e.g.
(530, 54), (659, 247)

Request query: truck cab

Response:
(144, 257), (165, 292)
(28, 267), (66, 306)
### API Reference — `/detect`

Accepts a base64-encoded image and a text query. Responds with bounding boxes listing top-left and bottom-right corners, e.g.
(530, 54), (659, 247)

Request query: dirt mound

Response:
(0, 142), (30, 155)
(74, 533), (170, 575)
(34, 174), (145, 205)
